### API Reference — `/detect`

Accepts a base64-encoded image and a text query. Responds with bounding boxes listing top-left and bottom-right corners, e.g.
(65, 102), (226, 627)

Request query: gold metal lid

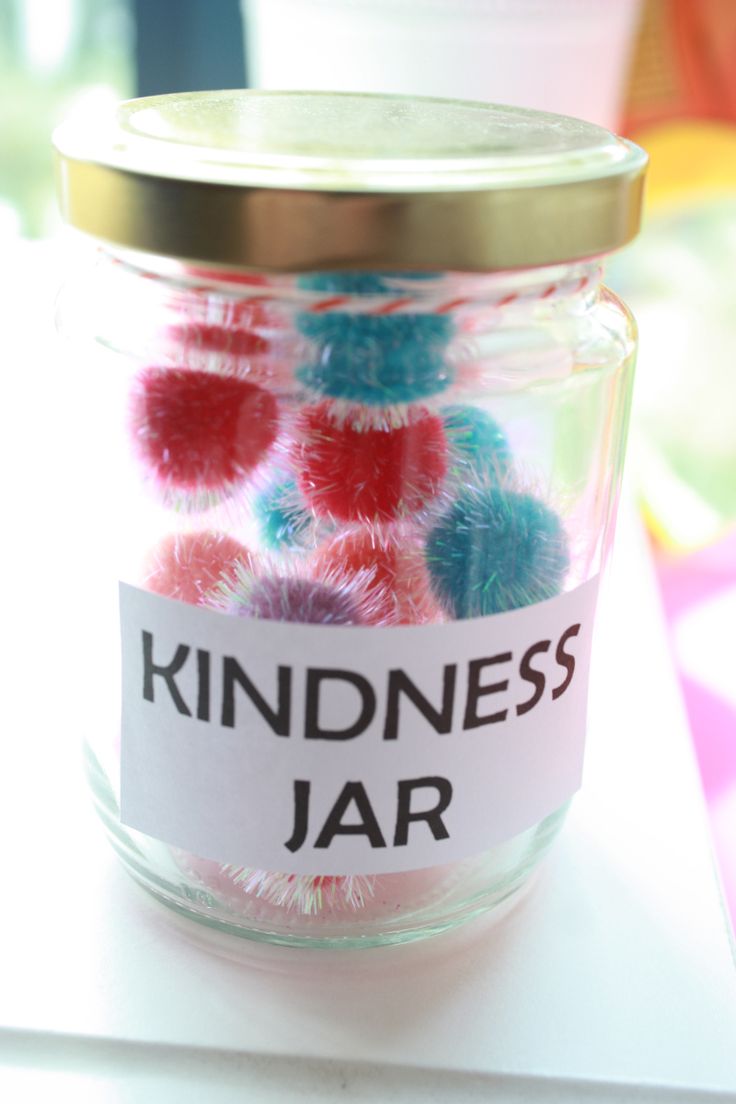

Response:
(53, 90), (647, 272)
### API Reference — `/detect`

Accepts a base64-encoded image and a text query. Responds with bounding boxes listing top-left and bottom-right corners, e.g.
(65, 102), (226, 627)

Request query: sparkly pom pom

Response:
(297, 272), (436, 295)
(315, 528), (440, 625)
(425, 485), (569, 618)
(442, 404), (511, 478)
(129, 367), (278, 505)
(295, 322), (452, 408)
(254, 477), (313, 551)
(174, 851), (377, 917)
(211, 558), (382, 626)
(167, 268), (274, 342)
(166, 322), (269, 360)
(232, 574), (365, 625)
(294, 402), (447, 523)
(225, 868), (375, 916)
(142, 531), (253, 605)
(295, 272), (454, 405)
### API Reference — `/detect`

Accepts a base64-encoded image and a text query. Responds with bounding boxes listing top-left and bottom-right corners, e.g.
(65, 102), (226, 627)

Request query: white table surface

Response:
(1, 242), (735, 1101)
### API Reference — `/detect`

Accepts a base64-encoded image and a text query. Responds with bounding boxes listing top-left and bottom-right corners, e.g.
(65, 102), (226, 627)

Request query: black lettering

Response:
(142, 631), (191, 716)
(383, 666), (457, 740)
(314, 782), (387, 849)
(553, 624), (580, 700)
(394, 777), (452, 845)
(221, 657), (291, 735)
(463, 653), (511, 729)
(305, 669), (376, 740)
(284, 780), (310, 853)
(196, 648), (210, 721)
(516, 640), (551, 716)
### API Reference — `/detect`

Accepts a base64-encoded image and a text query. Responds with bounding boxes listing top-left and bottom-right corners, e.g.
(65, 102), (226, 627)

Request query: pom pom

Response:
(166, 322), (269, 360)
(296, 273), (453, 405)
(425, 486), (569, 618)
(142, 531), (253, 605)
(314, 528), (440, 625)
(294, 402), (447, 523)
(254, 477), (313, 551)
(176, 850), (376, 916)
(297, 312), (451, 348)
(230, 574), (365, 625)
(210, 558), (383, 626)
(129, 367), (278, 504)
(442, 404), (511, 478)
(297, 272), (436, 295)
(171, 268), (273, 330)
(295, 322), (452, 408)
(225, 868), (375, 915)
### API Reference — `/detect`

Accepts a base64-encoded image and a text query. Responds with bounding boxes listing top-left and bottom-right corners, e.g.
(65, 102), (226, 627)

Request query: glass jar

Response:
(53, 91), (646, 950)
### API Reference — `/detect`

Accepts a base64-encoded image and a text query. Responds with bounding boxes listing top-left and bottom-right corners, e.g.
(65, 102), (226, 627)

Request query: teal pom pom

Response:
(296, 336), (452, 404)
(297, 272), (437, 295)
(297, 310), (451, 347)
(255, 479), (311, 550)
(442, 404), (512, 479)
(425, 486), (569, 618)
(296, 273), (454, 405)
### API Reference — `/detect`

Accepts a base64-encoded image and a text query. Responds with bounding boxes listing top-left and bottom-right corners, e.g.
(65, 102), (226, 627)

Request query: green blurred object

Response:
(0, 0), (132, 238)
(608, 196), (736, 551)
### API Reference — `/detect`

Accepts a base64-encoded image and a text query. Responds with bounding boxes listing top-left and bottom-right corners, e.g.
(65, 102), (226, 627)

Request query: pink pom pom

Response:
(143, 531), (254, 605)
(314, 527), (441, 625)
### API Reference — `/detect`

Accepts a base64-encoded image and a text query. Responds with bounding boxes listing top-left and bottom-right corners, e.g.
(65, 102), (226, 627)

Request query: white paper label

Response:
(119, 577), (599, 875)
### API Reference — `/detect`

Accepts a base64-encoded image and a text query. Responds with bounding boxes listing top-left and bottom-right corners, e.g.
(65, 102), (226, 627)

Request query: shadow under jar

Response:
(53, 90), (646, 950)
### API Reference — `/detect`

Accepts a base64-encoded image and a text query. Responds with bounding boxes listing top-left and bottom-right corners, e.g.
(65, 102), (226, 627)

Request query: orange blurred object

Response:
(623, 0), (736, 131)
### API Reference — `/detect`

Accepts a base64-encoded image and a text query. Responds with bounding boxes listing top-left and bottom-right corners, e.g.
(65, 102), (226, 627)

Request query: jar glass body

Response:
(64, 250), (636, 949)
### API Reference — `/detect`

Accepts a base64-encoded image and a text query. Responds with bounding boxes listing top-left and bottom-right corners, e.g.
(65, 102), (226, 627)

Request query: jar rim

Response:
(53, 90), (647, 272)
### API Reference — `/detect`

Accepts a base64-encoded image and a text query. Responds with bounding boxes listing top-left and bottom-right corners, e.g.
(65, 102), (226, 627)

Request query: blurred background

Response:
(1, 0), (734, 927)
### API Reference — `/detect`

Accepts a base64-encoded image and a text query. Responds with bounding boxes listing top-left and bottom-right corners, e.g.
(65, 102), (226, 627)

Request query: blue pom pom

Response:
(255, 479), (311, 550)
(296, 314), (453, 406)
(296, 338), (453, 404)
(295, 273), (454, 405)
(442, 405), (512, 479)
(297, 272), (437, 295)
(425, 486), (569, 618)
(297, 310), (451, 347)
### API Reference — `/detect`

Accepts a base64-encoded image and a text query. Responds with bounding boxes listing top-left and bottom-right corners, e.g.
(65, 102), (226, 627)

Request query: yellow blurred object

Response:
(632, 120), (736, 211)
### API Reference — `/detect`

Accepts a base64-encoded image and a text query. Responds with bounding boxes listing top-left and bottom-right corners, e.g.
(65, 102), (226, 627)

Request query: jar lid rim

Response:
(53, 90), (647, 271)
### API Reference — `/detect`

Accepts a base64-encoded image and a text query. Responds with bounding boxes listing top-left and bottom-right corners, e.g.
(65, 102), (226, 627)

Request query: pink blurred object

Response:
(654, 529), (736, 932)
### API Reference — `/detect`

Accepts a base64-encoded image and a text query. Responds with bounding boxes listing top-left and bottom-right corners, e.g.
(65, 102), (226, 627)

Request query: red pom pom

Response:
(166, 322), (269, 358)
(177, 267), (273, 329)
(143, 531), (254, 605)
(130, 368), (278, 495)
(294, 403), (447, 522)
(314, 528), (440, 624)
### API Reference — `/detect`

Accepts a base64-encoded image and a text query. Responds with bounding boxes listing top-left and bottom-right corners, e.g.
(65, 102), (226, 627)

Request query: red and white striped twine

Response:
(230, 271), (598, 316)
(106, 254), (601, 317)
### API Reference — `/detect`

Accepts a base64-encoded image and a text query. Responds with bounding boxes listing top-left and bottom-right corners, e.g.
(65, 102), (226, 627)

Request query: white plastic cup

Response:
(243, 0), (641, 130)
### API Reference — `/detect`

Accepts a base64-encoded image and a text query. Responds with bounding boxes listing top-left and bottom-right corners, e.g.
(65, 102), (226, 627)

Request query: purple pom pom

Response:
(234, 575), (364, 625)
